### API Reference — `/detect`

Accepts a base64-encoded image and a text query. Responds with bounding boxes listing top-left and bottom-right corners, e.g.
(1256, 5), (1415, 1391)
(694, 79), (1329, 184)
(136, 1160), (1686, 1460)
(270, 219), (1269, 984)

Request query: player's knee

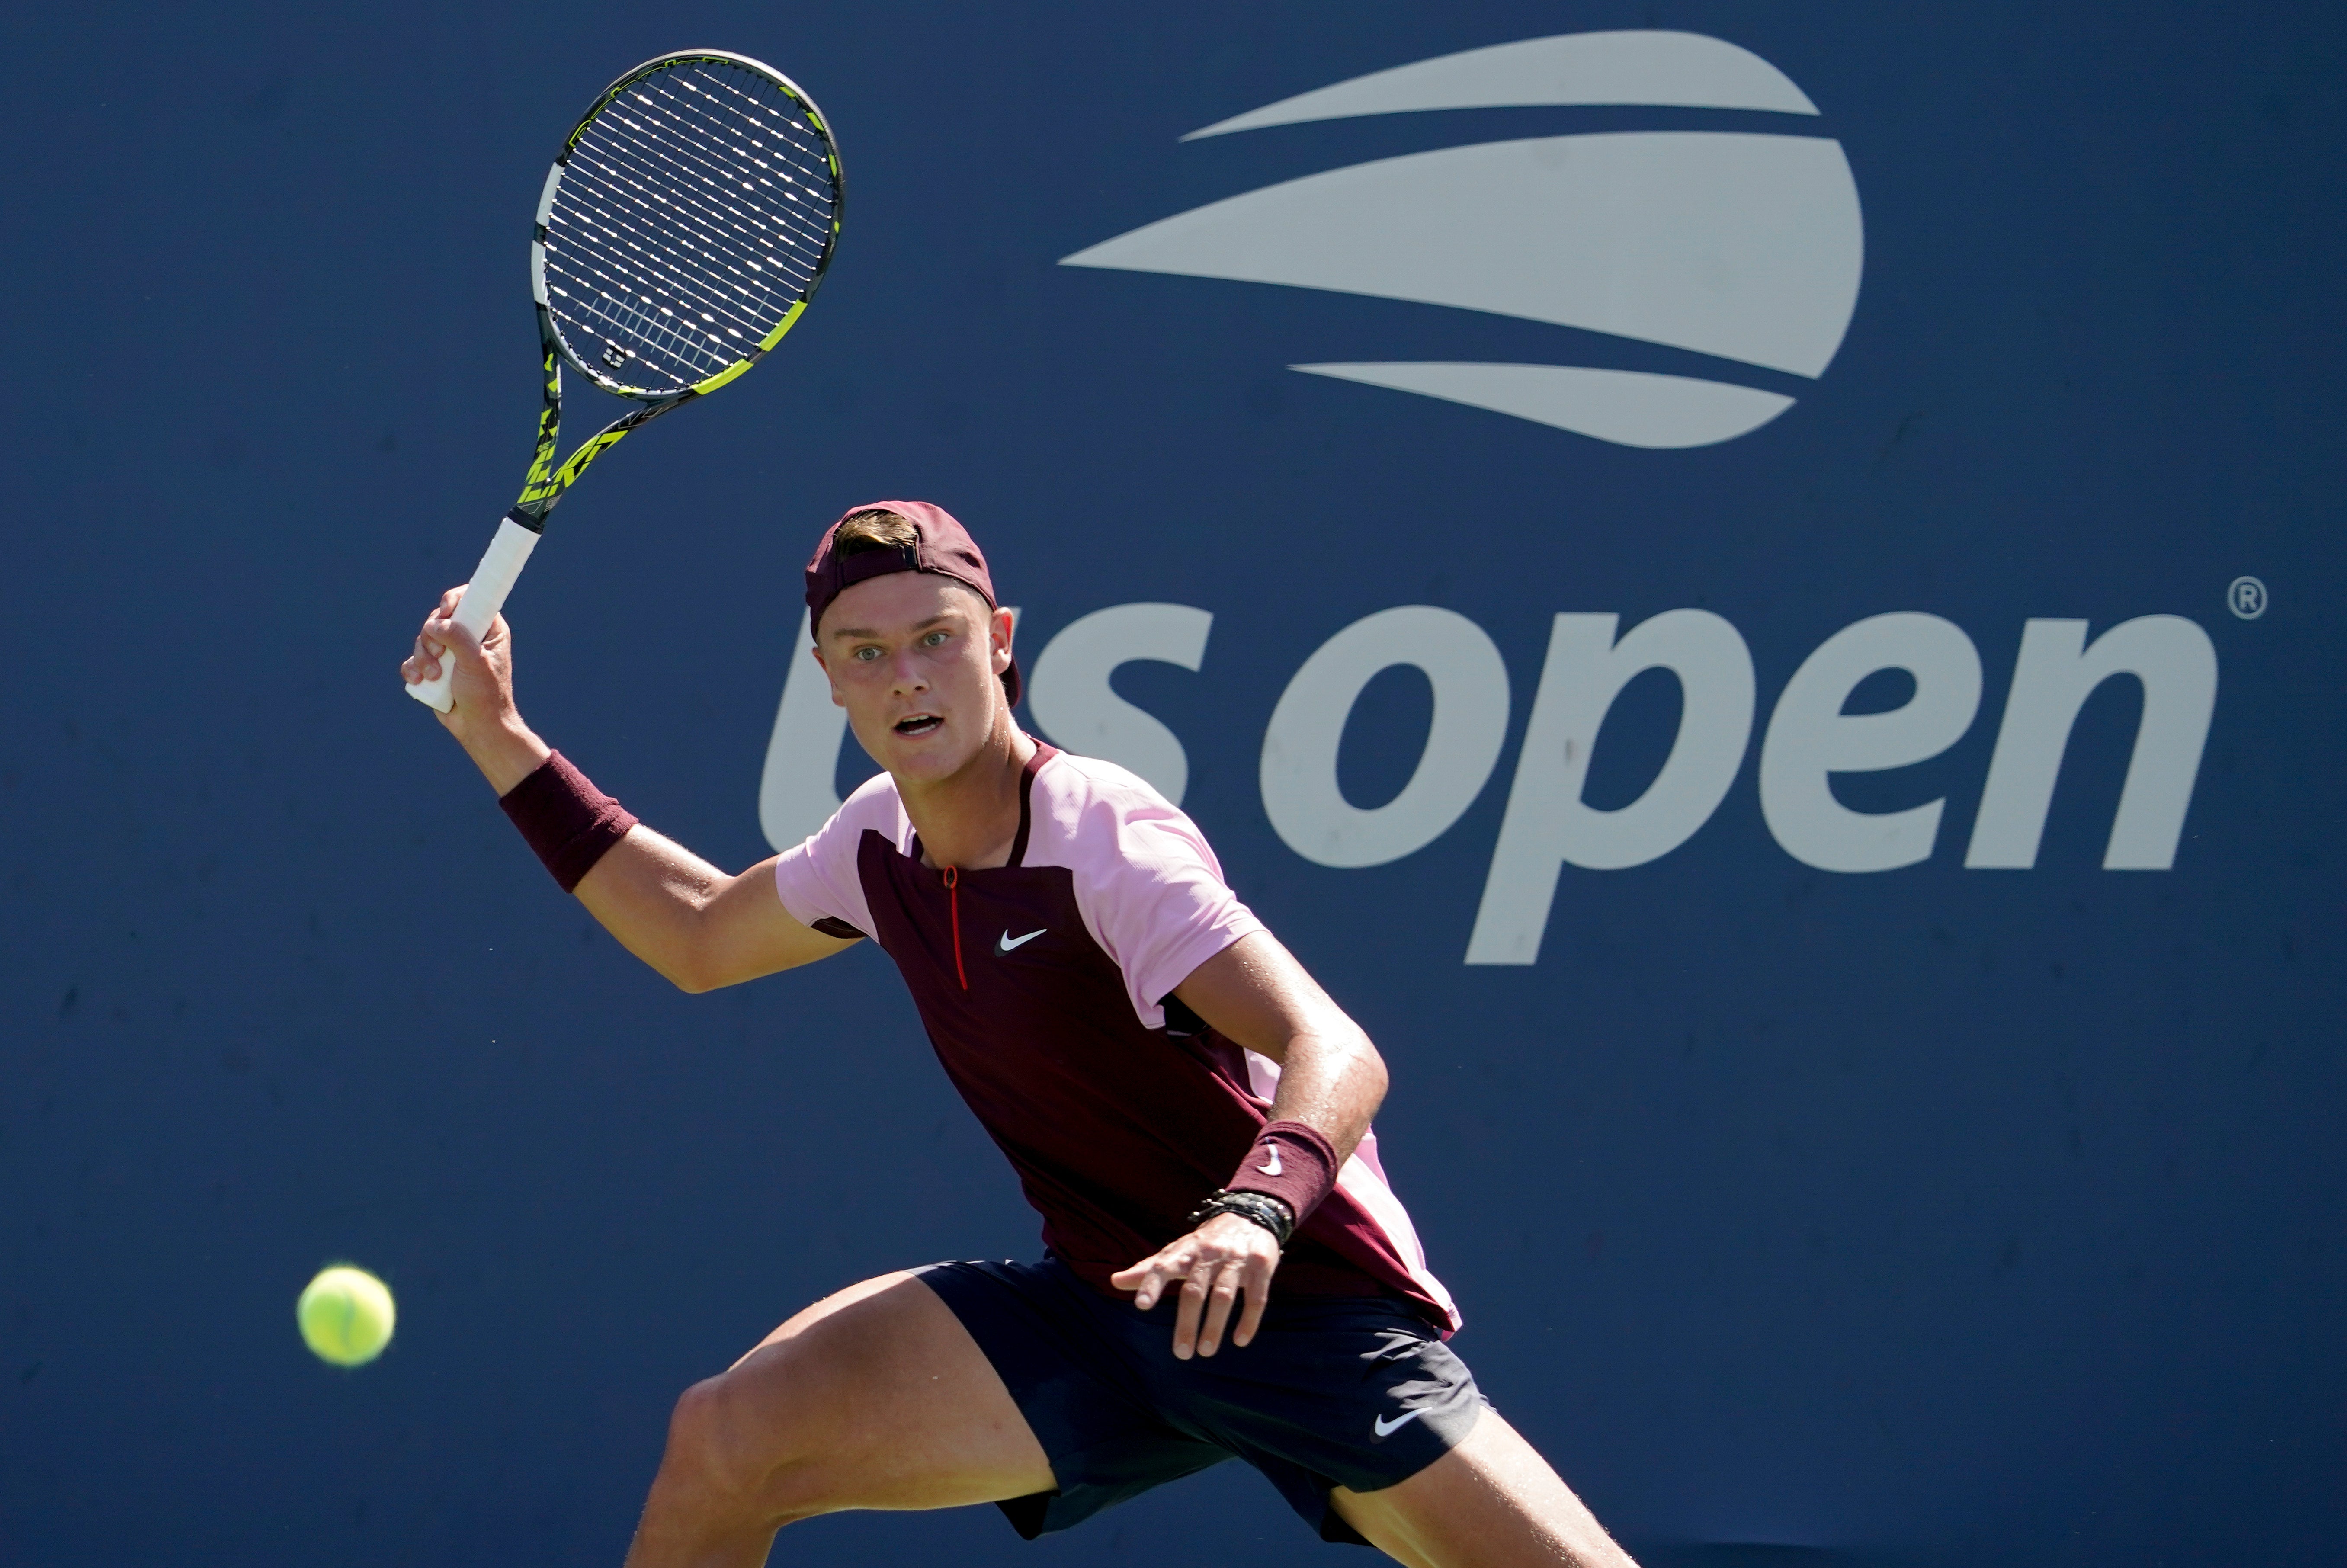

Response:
(658, 1355), (830, 1517)
(661, 1374), (770, 1510)
(661, 1377), (733, 1481)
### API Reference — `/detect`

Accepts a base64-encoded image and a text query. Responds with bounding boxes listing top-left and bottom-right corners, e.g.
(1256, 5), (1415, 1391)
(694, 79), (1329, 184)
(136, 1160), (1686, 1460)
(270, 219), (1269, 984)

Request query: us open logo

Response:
(1061, 30), (1863, 449)
(761, 34), (2213, 967)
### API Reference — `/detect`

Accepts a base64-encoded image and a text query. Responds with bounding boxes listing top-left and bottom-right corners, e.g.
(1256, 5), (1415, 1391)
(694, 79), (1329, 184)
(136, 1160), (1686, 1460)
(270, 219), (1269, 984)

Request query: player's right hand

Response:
(401, 585), (518, 735)
(1112, 1211), (1282, 1360)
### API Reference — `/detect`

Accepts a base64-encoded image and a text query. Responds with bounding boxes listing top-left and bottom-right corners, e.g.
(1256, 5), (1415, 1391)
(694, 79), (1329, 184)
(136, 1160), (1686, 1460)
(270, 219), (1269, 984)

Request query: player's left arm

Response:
(1109, 930), (1387, 1358)
(1173, 930), (1387, 1158)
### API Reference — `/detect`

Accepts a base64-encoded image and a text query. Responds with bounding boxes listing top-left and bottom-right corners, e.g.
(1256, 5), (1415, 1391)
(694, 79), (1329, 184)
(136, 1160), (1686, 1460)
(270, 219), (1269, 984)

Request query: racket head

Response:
(532, 50), (844, 403)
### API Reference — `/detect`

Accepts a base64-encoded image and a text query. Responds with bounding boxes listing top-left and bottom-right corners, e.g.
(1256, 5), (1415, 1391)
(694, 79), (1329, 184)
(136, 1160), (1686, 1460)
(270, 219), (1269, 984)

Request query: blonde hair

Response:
(832, 507), (919, 556)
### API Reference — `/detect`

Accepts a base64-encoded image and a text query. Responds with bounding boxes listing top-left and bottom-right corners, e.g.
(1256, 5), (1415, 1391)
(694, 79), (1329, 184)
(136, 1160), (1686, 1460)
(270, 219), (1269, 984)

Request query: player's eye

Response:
(852, 645), (882, 661)
(922, 630), (949, 648)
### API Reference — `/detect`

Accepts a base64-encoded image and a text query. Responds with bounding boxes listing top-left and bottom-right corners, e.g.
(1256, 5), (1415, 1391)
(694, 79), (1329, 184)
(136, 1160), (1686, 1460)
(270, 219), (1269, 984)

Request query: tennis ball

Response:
(298, 1265), (396, 1367)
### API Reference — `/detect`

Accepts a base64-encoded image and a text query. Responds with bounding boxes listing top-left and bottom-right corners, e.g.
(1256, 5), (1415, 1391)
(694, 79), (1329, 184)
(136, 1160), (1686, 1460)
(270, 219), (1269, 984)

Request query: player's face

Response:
(815, 572), (1013, 786)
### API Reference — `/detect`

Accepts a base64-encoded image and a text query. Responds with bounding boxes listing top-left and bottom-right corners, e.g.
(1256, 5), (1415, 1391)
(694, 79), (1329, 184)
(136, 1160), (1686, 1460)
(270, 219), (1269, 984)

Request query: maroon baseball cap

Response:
(804, 500), (1020, 705)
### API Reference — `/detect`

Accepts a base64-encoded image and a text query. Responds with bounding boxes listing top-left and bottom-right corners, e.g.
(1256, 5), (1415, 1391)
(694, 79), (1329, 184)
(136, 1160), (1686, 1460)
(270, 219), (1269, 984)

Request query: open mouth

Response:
(894, 713), (943, 737)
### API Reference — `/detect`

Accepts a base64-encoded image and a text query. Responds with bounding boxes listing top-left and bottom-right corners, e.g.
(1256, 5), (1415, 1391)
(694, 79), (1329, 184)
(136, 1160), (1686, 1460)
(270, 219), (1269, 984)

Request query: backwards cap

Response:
(803, 500), (1020, 705)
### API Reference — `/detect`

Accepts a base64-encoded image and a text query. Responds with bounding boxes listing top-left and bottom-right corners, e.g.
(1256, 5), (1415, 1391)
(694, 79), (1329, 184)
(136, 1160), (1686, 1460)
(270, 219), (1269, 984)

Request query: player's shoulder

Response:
(841, 768), (904, 810)
(812, 769), (908, 848)
(1034, 747), (1170, 814)
(1030, 747), (1225, 877)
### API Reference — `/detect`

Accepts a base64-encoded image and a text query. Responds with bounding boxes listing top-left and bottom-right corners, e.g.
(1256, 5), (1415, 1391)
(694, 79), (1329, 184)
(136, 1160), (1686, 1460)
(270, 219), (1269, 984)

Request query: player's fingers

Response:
(425, 613), (483, 663)
(1145, 1244), (1202, 1311)
(1109, 1240), (1184, 1284)
(1231, 1255), (1274, 1349)
(422, 587), (462, 634)
(1171, 1257), (1220, 1360)
(1195, 1257), (1245, 1357)
(1111, 1251), (1181, 1311)
(403, 629), (440, 683)
(1131, 1263), (1177, 1312)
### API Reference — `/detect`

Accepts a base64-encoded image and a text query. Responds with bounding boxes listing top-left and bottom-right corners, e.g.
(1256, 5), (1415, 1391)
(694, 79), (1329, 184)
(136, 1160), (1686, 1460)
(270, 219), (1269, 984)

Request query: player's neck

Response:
(899, 718), (1037, 872)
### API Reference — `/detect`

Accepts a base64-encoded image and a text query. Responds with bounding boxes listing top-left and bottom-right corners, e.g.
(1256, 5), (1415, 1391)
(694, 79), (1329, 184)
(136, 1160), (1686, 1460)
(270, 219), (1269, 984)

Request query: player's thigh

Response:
(698, 1269), (1054, 1515)
(1328, 1411), (1638, 1568)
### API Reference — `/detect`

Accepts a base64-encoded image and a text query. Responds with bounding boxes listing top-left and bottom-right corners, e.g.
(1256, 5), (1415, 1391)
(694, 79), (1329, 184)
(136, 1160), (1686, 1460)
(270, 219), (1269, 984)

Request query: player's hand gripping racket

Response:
(408, 49), (844, 712)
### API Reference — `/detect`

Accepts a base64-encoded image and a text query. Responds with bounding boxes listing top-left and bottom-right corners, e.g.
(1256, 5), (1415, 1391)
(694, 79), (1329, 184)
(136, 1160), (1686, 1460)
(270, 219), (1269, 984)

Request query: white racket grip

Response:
(406, 517), (541, 713)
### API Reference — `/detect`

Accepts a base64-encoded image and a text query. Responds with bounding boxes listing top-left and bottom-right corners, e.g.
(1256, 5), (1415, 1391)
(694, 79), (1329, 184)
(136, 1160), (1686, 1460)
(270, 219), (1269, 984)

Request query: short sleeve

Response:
(1094, 813), (1266, 1023)
(1037, 757), (1267, 1026)
(771, 776), (898, 938)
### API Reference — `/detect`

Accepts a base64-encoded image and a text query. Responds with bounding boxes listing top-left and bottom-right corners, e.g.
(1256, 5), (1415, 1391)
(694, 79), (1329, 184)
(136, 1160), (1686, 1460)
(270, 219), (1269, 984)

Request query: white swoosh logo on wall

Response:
(1181, 29), (1820, 137)
(1290, 363), (1794, 451)
(1060, 32), (1863, 449)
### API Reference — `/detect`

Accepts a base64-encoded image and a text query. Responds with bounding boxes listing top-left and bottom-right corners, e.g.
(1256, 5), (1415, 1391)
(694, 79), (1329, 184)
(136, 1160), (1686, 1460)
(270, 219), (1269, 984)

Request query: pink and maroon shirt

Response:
(772, 742), (1459, 1330)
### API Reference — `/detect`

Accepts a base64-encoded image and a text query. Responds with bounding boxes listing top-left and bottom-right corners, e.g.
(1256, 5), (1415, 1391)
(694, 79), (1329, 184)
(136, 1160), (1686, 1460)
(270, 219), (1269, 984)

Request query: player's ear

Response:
(991, 606), (1016, 672)
(810, 641), (847, 706)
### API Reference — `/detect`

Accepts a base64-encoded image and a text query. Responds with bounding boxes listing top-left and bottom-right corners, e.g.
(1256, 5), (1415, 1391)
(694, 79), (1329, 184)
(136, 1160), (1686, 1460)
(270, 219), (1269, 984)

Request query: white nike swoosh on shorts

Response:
(998, 928), (1046, 953)
(1373, 1409), (1427, 1437)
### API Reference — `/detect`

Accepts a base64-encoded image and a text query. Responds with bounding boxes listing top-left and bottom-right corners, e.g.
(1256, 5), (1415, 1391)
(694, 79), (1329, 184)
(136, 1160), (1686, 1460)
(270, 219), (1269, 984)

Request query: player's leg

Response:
(623, 1270), (1054, 1568)
(1327, 1411), (1639, 1568)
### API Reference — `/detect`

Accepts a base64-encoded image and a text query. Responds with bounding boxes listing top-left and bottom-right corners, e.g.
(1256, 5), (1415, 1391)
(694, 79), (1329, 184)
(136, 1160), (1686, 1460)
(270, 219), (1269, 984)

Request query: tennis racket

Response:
(407, 48), (844, 712)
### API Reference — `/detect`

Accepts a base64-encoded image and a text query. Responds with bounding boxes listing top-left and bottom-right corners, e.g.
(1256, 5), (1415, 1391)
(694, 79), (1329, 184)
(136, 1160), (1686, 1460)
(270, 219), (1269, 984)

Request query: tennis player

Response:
(403, 503), (1638, 1568)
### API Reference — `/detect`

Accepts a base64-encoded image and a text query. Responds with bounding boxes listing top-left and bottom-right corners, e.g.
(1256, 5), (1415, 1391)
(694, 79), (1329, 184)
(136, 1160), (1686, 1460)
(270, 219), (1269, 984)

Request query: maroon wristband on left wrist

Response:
(1224, 1118), (1341, 1226)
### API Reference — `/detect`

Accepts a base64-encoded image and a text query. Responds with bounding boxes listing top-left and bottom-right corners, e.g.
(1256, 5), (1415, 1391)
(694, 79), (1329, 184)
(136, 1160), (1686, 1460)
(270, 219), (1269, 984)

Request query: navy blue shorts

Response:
(915, 1255), (1485, 1546)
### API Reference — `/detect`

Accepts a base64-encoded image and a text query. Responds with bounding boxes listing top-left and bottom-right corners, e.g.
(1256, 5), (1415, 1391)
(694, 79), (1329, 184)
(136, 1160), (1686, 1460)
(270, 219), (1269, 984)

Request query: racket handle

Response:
(406, 516), (542, 713)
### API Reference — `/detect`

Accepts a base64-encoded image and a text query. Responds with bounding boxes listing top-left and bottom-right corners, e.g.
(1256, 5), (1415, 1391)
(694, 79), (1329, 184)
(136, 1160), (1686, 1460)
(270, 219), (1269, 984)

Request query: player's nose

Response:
(886, 651), (929, 693)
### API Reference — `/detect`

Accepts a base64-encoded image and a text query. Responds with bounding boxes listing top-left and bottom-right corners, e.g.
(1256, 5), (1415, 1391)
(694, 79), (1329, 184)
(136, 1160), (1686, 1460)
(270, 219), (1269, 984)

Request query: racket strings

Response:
(567, 129), (824, 272)
(660, 77), (838, 250)
(574, 87), (831, 269)
(603, 77), (836, 258)
(566, 138), (822, 303)
(553, 167), (794, 351)
(552, 148), (805, 369)
(560, 127), (820, 321)
(542, 58), (840, 396)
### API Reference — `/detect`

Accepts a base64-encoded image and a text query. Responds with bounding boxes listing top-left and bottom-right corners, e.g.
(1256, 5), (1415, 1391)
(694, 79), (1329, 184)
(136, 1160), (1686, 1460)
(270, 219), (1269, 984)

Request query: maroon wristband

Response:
(498, 750), (638, 893)
(1224, 1119), (1341, 1225)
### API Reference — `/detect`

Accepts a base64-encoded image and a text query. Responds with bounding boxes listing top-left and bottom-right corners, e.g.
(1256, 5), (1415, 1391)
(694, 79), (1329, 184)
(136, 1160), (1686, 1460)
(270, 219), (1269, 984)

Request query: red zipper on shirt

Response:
(941, 866), (967, 990)
(929, 745), (1055, 993)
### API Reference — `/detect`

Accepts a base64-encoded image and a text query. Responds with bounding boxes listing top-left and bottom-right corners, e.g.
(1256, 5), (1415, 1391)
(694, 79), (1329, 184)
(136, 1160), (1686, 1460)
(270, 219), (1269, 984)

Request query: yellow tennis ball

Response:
(298, 1265), (396, 1367)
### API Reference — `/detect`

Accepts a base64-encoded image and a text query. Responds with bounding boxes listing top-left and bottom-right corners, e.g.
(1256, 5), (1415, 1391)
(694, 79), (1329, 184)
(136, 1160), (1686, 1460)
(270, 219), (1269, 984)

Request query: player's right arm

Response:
(573, 836), (852, 992)
(403, 588), (856, 991)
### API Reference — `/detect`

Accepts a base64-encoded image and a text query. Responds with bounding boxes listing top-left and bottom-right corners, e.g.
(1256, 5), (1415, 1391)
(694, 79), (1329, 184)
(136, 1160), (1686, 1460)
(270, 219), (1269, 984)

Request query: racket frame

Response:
(408, 49), (843, 714)
(516, 48), (845, 527)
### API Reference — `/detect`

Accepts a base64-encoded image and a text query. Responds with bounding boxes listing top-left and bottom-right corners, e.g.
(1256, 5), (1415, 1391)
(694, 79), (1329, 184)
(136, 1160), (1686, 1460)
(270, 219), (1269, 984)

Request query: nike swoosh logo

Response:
(997, 928), (1046, 954)
(1373, 1409), (1426, 1438)
(1257, 1147), (1283, 1177)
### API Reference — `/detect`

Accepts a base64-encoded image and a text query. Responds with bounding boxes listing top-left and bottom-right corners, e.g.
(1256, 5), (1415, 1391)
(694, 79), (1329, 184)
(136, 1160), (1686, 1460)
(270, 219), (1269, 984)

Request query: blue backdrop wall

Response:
(3, 3), (2341, 1565)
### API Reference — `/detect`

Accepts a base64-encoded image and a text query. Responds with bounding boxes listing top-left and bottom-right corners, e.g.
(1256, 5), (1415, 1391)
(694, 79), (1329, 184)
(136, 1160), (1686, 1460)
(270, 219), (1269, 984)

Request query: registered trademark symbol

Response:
(2228, 576), (2268, 619)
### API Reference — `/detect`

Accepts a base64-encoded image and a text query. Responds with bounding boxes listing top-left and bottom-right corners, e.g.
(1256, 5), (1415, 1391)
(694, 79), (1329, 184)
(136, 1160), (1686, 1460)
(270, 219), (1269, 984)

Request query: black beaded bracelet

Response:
(1187, 1189), (1297, 1248)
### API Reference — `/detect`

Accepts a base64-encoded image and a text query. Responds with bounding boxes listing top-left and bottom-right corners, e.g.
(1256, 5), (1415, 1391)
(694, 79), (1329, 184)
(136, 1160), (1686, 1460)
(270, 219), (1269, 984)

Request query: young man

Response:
(402, 503), (1638, 1568)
